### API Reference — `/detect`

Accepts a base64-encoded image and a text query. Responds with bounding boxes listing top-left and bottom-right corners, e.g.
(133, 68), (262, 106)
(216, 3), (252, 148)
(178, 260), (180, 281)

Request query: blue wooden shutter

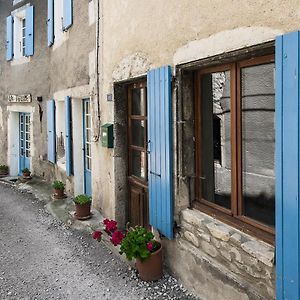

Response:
(47, 0), (54, 46)
(276, 31), (300, 300)
(65, 96), (72, 176)
(147, 66), (173, 239)
(63, 0), (73, 31)
(6, 16), (13, 61)
(47, 100), (56, 163)
(25, 6), (34, 56)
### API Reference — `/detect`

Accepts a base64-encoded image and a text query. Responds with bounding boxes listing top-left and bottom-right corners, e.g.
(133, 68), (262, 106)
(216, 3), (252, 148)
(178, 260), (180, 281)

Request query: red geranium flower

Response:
(103, 219), (117, 235)
(92, 230), (102, 241)
(146, 242), (153, 251)
(111, 230), (124, 246)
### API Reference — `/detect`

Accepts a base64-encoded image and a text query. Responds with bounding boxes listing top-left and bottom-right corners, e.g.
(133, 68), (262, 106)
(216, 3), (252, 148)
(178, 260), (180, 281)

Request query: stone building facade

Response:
(0, 0), (96, 196)
(1, 1), (300, 299)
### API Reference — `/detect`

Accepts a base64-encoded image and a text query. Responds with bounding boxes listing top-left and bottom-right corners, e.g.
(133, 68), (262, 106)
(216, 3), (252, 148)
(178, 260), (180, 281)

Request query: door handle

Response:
(150, 171), (161, 177)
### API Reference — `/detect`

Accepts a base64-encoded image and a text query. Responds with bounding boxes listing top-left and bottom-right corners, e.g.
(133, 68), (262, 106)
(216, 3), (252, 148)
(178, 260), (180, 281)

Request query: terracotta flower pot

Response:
(0, 170), (8, 176)
(22, 171), (31, 178)
(53, 188), (65, 198)
(136, 246), (163, 281)
(75, 202), (91, 220)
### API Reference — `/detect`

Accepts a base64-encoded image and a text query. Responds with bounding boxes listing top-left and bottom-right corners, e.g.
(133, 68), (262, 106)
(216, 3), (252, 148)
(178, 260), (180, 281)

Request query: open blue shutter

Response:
(63, 0), (73, 31)
(47, 0), (54, 46)
(6, 16), (13, 61)
(25, 6), (34, 56)
(147, 66), (173, 239)
(47, 100), (56, 163)
(276, 31), (300, 300)
(65, 96), (72, 176)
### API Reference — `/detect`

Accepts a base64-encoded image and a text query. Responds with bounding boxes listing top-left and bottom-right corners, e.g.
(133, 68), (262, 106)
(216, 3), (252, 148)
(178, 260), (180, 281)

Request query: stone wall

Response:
(163, 208), (275, 300)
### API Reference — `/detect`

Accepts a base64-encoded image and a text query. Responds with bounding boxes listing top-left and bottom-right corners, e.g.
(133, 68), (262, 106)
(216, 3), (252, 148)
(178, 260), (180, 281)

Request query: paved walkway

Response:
(0, 182), (197, 300)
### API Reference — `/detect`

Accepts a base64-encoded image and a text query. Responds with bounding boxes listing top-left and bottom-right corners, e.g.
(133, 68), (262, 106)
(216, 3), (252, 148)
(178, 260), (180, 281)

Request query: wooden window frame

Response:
(194, 54), (275, 244)
(127, 81), (148, 188)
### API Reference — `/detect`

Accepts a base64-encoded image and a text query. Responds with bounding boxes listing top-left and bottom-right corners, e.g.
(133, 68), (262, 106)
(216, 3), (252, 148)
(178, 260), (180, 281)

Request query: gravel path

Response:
(0, 183), (198, 300)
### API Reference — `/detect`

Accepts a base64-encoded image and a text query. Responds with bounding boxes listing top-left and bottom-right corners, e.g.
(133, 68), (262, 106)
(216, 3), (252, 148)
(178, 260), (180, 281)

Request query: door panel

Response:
(128, 81), (149, 227)
(83, 99), (92, 196)
(128, 182), (148, 228)
(19, 113), (30, 175)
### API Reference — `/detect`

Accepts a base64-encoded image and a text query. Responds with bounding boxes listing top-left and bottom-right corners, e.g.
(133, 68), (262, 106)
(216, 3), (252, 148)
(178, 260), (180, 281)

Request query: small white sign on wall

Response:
(8, 94), (32, 103)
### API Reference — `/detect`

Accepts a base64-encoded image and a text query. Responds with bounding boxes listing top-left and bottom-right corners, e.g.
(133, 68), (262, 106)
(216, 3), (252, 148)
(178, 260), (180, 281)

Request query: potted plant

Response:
(22, 168), (31, 179)
(73, 194), (92, 220)
(0, 165), (9, 176)
(52, 180), (65, 199)
(92, 220), (163, 281)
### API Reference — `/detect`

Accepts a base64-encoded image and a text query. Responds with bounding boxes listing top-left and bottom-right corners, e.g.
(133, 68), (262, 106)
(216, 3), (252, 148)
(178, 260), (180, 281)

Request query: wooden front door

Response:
(128, 81), (149, 228)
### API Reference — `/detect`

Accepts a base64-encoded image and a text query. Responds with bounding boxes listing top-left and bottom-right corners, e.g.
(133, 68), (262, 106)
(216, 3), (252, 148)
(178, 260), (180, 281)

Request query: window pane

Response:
(200, 71), (231, 209)
(131, 120), (145, 148)
(241, 62), (275, 227)
(132, 88), (146, 116)
(131, 150), (146, 179)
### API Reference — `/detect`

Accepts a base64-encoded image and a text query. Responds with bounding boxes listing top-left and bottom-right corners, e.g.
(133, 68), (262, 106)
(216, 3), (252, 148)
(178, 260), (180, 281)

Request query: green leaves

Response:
(119, 226), (157, 262)
(73, 194), (92, 205)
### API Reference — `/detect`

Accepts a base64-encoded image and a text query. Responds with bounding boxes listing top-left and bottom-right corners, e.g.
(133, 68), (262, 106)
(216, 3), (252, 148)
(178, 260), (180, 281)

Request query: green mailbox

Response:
(101, 123), (114, 148)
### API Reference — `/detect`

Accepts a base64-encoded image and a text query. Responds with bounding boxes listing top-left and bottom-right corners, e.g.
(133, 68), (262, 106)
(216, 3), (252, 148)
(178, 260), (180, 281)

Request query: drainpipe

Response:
(94, 0), (102, 142)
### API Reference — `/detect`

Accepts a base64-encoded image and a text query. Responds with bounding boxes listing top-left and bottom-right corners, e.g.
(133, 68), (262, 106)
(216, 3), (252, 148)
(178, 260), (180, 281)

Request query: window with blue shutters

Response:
(65, 96), (73, 176)
(49, 0), (73, 47)
(8, 5), (34, 61)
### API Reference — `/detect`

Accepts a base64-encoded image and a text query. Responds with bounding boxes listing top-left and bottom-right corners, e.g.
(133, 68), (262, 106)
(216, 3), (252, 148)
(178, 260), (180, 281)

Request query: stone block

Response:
(184, 231), (199, 247)
(200, 240), (218, 258)
(230, 233), (242, 245)
(241, 240), (274, 267)
(229, 247), (243, 263)
(220, 249), (232, 261)
(206, 222), (231, 241)
(181, 209), (205, 228)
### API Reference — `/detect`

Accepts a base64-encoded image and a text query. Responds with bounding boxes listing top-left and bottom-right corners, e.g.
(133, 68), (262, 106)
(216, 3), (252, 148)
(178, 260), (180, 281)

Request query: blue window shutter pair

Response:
(47, 98), (73, 174)
(6, 6), (34, 60)
(47, 100), (56, 163)
(147, 66), (174, 239)
(48, 0), (72, 47)
(65, 96), (73, 176)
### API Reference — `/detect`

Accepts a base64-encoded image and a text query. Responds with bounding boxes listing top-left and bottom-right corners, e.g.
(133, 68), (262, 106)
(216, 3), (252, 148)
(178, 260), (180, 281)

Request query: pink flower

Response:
(146, 242), (153, 251)
(92, 231), (102, 241)
(103, 219), (117, 235)
(111, 230), (124, 246)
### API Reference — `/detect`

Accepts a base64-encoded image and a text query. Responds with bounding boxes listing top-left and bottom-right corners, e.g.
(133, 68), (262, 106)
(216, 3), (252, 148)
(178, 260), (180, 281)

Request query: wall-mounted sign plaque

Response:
(8, 94), (32, 103)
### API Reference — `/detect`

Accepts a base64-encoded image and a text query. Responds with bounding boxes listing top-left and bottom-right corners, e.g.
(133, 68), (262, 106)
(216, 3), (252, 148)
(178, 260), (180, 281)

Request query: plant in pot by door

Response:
(52, 180), (66, 199)
(0, 165), (9, 176)
(73, 194), (92, 220)
(22, 168), (31, 179)
(92, 219), (163, 281)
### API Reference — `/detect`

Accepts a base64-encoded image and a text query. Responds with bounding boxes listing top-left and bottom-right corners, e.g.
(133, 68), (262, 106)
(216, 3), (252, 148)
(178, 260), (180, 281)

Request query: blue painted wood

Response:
(47, 0), (54, 47)
(275, 34), (284, 300)
(47, 100), (56, 163)
(83, 99), (92, 197)
(63, 0), (73, 31)
(25, 6), (34, 56)
(147, 66), (173, 239)
(276, 31), (300, 300)
(65, 96), (72, 176)
(6, 15), (13, 61)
